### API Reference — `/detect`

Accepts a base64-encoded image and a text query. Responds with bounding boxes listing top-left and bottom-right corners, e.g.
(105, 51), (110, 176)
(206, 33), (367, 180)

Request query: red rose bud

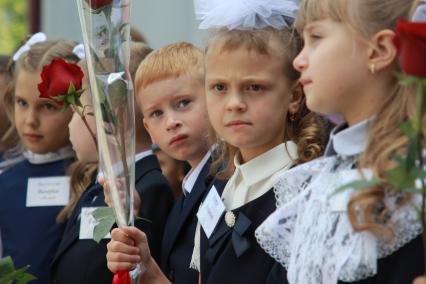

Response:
(393, 20), (426, 78)
(38, 58), (84, 105)
(85, 0), (113, 10)
(112, 271), (131, 284)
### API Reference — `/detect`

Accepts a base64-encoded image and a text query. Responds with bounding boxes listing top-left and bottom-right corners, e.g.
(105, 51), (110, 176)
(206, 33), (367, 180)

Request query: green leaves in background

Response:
(0, 256), (36, 284)
(0, 0), (28, 55)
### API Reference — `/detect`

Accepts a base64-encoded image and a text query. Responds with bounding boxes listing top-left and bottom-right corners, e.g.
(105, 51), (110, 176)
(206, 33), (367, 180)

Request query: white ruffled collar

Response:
(256, 156), (422, 283)
(324, 118), (373, 157)
(23, 145), (75, 165)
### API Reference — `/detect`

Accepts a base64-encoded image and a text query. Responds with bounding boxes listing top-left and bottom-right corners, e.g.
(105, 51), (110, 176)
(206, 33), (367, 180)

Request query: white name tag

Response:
(26, 176), (70, 207)
(197, 186), (225, 238)
(79, 207), (111, 240)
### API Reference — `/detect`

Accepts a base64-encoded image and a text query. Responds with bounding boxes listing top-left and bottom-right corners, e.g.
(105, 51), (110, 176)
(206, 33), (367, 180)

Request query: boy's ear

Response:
(367, 29), (397, 72)
(142, 118), (155, 144)
(288, 84), (303, 114)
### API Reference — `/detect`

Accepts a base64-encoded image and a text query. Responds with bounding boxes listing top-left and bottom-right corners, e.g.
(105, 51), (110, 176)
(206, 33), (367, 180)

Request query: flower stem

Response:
(71, 105), (98, 151)
(81, 115), (99, 152)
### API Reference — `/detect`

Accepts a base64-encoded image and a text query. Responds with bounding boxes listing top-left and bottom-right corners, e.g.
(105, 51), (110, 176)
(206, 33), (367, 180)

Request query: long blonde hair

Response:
(57, 161), (98, 223)
(296, 0), (421, 239)
(206, 27), (328, 178)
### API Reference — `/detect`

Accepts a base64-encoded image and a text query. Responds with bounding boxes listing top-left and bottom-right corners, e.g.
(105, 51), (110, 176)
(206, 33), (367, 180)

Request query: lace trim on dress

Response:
(255, 156), (422, 283)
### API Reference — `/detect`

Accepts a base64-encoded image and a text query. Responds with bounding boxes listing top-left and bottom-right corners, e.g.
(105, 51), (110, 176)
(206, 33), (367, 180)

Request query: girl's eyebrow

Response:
(304, 21), (325, 33)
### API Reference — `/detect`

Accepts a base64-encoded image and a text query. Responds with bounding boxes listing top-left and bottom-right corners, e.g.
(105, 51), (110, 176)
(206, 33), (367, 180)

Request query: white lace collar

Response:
(324, 118), (372, 157)
(23, 145), (75, 165)
(256, 132), (422, 284)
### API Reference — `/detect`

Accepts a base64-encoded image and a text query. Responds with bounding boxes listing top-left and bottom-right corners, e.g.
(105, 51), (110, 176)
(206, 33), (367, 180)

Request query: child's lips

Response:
(225, 120), (252, 129)
(24, 133), (43, 142)
(169, 134), (188, 146)
(299, 78), (312, 86)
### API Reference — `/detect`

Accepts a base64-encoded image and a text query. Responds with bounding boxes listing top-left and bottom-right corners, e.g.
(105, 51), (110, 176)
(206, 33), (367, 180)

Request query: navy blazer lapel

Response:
(161, 195), (184, 269)
(52, 216), (80, 265)
(161, 159), (212, 265)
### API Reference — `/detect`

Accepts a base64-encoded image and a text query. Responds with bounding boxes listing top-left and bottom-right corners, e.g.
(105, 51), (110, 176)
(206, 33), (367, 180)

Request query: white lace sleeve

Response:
(189, 222), (201, 271)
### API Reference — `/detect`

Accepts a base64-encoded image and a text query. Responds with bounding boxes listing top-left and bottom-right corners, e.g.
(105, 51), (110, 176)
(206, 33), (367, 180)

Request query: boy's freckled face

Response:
(139, 75), (210, 165)
(14, 70), (72, 154)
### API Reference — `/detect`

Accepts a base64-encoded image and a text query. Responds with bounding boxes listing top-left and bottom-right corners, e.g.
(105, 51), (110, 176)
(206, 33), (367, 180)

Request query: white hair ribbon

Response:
(12, 32), (47, 62)
(72, 43), (86, 60)
(193, 0), (299, 30)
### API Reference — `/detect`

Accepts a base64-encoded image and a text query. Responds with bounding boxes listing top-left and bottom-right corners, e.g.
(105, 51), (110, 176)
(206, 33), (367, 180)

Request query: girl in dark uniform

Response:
(189, 1), (327, 283)
(256, 1), (425, 283)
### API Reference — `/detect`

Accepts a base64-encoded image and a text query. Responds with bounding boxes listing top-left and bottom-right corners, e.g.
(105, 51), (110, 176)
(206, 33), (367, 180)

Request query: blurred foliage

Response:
(0, 0), (28, 55)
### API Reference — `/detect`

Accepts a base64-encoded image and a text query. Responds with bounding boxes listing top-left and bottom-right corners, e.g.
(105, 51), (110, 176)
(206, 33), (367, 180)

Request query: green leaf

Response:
(387, 166), (416, 191)
(67, 82), (76, 94)
(0, 257), (36, 284)
(75, 98), (83, 108)
(52, 95), (67, 102)
(333, 178), (382, 196)
(75, 89), (85, 98)
(399, 121), (416, 139)
(16, 273), (37, 284)
(395, 73), (421, 85)
(92, 207), (116, 243)
(0, 257), (15, 274)
(66, 94), (76, 105)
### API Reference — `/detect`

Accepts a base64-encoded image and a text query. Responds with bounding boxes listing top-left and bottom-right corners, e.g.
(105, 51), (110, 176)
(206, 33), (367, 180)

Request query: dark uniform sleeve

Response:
(343, 234), (424, 284)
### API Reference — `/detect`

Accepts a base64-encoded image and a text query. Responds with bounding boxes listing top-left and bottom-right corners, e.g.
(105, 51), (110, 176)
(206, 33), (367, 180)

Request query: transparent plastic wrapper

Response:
(76, 0), (135, 229)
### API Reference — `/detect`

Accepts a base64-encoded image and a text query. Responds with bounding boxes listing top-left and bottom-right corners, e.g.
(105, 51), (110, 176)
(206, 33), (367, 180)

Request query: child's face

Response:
(14, 69), (72, 154)
(140, 75), (209, 167)
(205, 47), (294, 162)
(293, 19), (371, 121)
(68, 80), (98, 162)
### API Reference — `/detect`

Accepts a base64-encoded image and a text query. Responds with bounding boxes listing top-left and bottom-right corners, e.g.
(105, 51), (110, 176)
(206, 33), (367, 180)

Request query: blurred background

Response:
(0, 0), (208, 55)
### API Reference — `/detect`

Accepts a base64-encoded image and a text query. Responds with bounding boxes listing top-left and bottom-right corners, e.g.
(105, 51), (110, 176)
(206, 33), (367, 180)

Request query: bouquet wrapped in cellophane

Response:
(76, 0), (135, 232)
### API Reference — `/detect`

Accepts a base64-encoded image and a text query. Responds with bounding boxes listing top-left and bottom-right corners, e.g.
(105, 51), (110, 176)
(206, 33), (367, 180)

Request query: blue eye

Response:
(150, 110), (163, 118)
(177, 99), (190, 108)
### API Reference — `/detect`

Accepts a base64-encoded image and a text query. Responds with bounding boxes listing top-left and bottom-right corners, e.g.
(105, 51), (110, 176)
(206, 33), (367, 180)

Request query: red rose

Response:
(393, 20), (426, 78)
(38, 58), (84, 105)
(85, 0), (113, 10)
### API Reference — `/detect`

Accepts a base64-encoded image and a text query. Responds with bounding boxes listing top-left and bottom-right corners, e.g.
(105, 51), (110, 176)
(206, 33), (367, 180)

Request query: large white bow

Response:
(193, 0), (299, 30)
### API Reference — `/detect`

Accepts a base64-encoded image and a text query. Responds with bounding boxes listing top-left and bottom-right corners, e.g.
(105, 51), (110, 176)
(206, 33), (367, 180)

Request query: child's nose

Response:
(293, 49), (308, 72)
(226, 92), (246, 112)
(25, 109), (40, 128)
(166, 115), (182, 131)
